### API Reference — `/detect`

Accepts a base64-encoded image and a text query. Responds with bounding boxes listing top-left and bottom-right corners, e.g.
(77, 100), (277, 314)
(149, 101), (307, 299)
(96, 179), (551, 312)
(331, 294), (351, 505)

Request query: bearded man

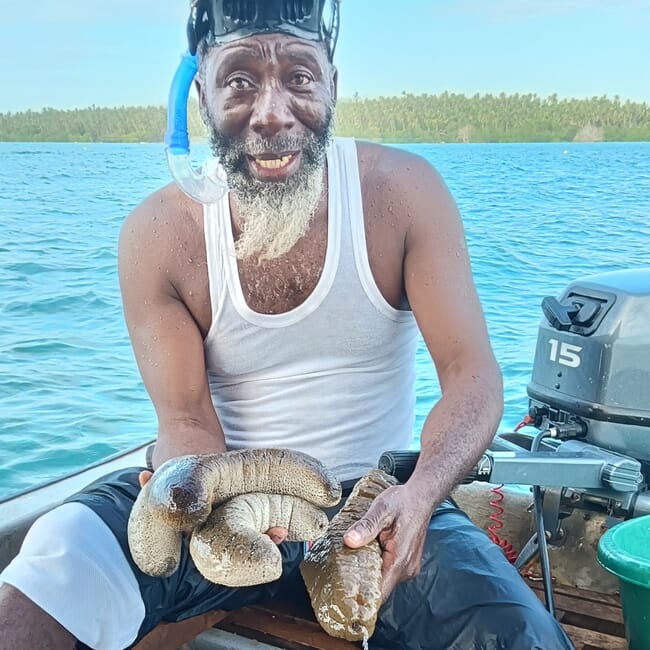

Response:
(0, 1), (574, 649)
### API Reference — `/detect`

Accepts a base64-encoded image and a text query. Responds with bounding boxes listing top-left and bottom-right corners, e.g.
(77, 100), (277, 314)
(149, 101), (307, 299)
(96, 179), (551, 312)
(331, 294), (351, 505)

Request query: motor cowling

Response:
(527, 268), (650, 463)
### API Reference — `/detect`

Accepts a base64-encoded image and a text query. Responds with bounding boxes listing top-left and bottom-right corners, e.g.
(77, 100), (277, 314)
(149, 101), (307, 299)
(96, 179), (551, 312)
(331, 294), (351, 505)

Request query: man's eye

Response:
(292, 73), (313, 87)
(228, 77), (252, 90)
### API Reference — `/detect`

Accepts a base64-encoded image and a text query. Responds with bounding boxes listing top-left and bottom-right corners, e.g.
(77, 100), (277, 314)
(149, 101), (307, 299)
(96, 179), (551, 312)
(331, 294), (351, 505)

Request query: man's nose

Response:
(250, 84), (295, 138)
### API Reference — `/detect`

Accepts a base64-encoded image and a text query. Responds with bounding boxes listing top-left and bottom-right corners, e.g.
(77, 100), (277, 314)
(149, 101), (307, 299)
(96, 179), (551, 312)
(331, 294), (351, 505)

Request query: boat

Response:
(3, 268), (649, 649)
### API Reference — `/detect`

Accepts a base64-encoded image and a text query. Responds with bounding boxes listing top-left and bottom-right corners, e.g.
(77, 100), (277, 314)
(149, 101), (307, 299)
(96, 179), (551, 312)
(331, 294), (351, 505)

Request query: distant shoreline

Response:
(2, 92), (649, 143)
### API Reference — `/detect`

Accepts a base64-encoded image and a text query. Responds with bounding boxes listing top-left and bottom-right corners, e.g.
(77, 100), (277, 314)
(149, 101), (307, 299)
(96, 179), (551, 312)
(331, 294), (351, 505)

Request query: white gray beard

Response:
(231, 163), (326, 261)
(201, 99), (334, 260)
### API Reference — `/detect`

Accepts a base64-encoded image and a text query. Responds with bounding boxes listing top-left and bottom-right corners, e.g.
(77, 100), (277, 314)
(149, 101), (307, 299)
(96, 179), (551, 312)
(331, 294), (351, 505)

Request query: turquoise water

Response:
(1, 141), (649, 501)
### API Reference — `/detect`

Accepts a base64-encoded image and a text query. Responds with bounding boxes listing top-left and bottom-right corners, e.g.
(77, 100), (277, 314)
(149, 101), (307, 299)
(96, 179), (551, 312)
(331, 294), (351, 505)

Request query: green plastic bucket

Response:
(598, 515), (650, 650)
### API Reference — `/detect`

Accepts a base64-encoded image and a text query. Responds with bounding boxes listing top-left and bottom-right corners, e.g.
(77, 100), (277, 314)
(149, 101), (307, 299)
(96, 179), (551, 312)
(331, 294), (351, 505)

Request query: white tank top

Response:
(203, 137), (418, 481)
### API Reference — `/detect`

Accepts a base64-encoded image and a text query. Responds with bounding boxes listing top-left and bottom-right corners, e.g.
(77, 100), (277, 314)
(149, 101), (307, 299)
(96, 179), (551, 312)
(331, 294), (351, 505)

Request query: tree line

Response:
(1, 93), (649, 143)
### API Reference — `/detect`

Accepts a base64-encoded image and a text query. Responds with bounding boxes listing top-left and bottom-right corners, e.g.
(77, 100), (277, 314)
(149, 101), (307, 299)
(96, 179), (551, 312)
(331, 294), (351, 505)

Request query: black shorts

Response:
(68, 468), (574, 649)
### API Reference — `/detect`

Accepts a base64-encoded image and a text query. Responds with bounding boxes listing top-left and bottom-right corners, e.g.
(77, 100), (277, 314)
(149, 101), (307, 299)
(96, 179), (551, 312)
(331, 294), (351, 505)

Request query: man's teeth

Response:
(255, 155), (293, 169)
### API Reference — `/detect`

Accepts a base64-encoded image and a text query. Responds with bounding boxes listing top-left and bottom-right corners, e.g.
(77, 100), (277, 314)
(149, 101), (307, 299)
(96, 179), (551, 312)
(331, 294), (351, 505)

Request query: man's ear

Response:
(195, 76), (206, 113)
(331, 66), (338, 104)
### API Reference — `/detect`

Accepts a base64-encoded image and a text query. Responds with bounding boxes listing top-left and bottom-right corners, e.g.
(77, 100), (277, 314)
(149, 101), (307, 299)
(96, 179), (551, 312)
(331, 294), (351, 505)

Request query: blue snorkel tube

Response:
(164, 52), (228, 203)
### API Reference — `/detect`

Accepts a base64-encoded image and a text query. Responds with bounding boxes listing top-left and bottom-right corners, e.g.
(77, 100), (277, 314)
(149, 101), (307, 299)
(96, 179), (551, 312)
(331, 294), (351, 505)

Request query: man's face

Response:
(197, 34), (337, 260)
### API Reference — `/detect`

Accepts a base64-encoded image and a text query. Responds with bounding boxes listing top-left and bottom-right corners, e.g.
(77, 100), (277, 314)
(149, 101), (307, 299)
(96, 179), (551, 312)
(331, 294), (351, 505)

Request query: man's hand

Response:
(343, 484), (431, 602)
(137, 470), (289, 544)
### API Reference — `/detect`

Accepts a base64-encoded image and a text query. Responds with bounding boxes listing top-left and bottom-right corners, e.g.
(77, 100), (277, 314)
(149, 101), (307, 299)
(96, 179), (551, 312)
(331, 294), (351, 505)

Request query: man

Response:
(0, 1), (574, 648)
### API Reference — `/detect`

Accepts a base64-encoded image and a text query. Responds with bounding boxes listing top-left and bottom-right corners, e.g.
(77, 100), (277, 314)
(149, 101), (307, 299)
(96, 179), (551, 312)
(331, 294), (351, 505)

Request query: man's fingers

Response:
(344, 519), (378, 548)
(265, 527), (289, 545)
(343, 501), (390, 548)
(138, 470), (153, 488)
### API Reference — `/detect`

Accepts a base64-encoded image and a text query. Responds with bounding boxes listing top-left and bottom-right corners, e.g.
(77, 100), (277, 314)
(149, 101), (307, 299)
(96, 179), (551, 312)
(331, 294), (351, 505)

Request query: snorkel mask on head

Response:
(165, 0), (341, 203)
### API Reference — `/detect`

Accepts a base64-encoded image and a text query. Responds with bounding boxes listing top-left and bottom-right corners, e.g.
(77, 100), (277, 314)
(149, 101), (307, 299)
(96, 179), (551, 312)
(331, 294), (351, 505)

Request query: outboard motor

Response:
(528, 267), (650, 466)
(526, 268), (650, 520)
(501, 268), (650, 614)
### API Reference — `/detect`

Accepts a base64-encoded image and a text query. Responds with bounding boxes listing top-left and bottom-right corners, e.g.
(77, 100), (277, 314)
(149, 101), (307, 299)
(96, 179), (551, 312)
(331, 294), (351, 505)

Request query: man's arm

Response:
(403, 155), (503, 507)
(345, 148), (503, 599)
(118, 189), (227, 469)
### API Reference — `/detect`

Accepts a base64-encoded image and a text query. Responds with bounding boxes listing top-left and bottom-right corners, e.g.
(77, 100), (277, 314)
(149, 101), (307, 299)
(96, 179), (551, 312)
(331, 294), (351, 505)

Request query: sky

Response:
(1, 0), (649, 113)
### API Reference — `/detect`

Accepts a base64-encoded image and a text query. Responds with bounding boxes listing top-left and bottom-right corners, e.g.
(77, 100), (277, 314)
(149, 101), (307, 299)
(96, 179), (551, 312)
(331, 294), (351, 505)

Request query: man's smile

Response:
(248, 151), (302, 179)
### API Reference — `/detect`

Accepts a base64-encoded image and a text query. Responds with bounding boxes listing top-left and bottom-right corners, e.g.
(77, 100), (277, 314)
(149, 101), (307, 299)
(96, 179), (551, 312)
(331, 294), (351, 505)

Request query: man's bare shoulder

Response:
(354, 140), (453, 227)
(121, 183), (203, 245)
(355, 140), (441, 185)
(118, 183), (208, 303)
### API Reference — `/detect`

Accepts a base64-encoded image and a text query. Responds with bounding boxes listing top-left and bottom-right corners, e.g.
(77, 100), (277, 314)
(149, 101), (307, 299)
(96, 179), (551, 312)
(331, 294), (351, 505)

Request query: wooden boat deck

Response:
(526, 580), (626, 650)
(211, 578), (627, 650)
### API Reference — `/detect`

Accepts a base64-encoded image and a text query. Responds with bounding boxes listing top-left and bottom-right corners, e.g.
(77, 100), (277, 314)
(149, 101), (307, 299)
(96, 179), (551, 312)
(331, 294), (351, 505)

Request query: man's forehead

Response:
(208, 34), (328, 66)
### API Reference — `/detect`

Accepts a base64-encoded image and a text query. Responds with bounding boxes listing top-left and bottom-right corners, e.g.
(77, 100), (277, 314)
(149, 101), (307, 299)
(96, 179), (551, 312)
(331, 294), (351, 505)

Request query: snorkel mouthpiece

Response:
(164, 52), (228, 204)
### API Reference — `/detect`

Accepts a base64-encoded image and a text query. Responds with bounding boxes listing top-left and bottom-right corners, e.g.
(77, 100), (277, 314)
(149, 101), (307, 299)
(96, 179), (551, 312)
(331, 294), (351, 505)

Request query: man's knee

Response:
(458, 602), (573, 650)
(0, 502), (145, 649)
(373, 598), (572, 650)
(0, 583), (77, 650)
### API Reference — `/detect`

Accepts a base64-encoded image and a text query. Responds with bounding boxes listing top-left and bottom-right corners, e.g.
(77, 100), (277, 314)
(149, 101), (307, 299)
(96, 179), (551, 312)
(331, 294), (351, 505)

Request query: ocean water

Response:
(1, 141), (649, 501)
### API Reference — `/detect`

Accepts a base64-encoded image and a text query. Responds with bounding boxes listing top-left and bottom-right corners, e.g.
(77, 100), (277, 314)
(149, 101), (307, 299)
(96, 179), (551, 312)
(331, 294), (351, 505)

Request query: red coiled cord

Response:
(515, 414), (536, 431)
(486, 416), (536, 563)
(487, 484), (518, 564)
